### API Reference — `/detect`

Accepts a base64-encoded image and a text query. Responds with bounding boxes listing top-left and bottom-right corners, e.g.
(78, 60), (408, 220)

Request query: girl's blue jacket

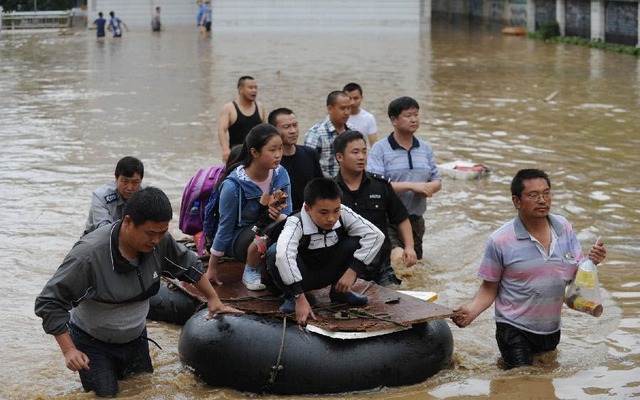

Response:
(211, 164), (291, 255)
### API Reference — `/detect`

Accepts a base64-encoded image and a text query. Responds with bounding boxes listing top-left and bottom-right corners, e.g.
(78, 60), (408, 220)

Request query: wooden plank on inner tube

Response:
(167, 258), (455, 333)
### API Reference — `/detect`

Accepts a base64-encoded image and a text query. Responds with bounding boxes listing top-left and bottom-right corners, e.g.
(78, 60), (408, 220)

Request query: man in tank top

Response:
(217, 76), (266, 162)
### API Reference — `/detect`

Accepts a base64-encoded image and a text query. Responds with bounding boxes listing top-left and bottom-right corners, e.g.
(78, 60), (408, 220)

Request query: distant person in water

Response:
(93, 12), (106, 38)
(196, 0), (207, 34)
(151, 6), (162, 32)
(107, 11), (128, 38)
(203, 1), (212, 32)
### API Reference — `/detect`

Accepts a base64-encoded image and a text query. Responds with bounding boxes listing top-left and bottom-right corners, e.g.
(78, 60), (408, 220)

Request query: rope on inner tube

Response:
(261, 317), (287, 394)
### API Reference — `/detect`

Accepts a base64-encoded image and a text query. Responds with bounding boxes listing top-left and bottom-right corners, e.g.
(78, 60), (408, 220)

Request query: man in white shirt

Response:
(343, 82), (378, 146)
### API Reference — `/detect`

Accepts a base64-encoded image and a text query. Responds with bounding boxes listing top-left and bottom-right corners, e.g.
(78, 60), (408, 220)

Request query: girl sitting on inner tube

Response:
(206, 124), (292, 291)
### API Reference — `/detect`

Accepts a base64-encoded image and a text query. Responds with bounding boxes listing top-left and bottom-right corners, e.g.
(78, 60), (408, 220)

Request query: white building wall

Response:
(590, 0), (605, 41)
(86, 0), (420, 29)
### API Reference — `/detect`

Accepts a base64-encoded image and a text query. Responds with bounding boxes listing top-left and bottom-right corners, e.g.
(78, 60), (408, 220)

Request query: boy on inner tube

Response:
(266, 178), (385, 326)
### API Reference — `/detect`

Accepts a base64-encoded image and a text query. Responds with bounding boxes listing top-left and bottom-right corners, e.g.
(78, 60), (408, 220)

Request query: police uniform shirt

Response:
(335, 171), (409, 234)
(83, 181), (126, 235)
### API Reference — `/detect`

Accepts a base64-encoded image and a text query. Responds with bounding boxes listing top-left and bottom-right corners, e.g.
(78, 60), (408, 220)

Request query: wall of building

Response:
(86, 0), (423, 29)
(605, 1), (639, 45)
(565, 0), (591, 38)
(431, 0), (639, 46)
(535, 0), (556, 28)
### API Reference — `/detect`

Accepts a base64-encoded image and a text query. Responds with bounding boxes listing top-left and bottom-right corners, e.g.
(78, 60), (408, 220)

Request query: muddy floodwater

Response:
(0, 19), (638, 400)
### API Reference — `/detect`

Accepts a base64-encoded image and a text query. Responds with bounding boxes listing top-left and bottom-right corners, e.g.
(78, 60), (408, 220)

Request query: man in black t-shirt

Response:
(334, 131), (417, 286)
(269, 108), (323, 211)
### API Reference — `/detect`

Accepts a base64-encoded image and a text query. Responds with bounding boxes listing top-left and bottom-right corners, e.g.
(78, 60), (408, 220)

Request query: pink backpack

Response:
(179, 165), (225, 235)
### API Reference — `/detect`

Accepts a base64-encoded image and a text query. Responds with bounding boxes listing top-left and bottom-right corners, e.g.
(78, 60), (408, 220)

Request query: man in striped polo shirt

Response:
(367, 96), (442, 261)
(452, 169), (607, 369)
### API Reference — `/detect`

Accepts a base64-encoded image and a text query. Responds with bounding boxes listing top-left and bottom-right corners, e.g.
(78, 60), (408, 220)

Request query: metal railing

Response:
(1, 11), (71, 30)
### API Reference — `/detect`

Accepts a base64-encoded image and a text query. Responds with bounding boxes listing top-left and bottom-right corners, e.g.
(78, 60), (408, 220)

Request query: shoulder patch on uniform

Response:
(104, 193), (118, 203)
(371, 173), (390, 183)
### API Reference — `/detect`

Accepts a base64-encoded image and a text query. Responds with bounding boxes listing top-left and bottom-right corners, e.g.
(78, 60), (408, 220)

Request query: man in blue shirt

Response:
(93, 12), (106, 38)
(367, 96), (442, 261)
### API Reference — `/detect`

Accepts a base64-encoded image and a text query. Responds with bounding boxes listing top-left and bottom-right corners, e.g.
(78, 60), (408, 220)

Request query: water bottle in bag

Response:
(564, 237), (604, 317)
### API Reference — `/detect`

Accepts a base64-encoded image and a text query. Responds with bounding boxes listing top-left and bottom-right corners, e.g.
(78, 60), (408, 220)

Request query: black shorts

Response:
(495, 322), (561, 369)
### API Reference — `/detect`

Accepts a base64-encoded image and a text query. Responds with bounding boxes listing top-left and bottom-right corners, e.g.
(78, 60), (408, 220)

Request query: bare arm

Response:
(193, 273), (243, 318)
(452, 280), (499, 328)
(390, 180), (442, 197)
(397, 218), (417, 267)
(294, 294), (316, 326)
(368, 133), (378, 146)
(257, 101), (266, 123)
(217, 104), (232, 162)
(206, 254), (223, 285)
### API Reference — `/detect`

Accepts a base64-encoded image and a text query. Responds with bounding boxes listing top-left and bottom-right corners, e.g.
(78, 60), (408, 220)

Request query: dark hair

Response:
(237, 76), (255, 88)
(343, 82), (363, 95)
(115, 156), (144, 179)
(333, 130), (365, 156)
(303, 178), (342, 206)
(98, 12), (103, 17)
(226, 145), (243, 168)
(327, 91), (348, 107)
(223, 124), (281, 177)
(109, 11), (114, 17)
(268, 107), (294, 126)
(123, 187), (172, 226)
(388, 96), (420, 118)
(511, 169), (551, 197)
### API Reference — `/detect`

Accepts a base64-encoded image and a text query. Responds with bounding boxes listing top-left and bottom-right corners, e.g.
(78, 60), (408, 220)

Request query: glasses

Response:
(522, 192), (553, 201)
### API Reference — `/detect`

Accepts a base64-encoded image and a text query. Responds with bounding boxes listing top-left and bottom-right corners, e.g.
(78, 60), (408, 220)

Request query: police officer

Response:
(334, 131), (417, 286)
(84, 156), (146, 236)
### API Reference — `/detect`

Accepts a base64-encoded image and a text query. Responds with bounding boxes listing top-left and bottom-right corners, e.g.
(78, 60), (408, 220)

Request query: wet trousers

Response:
(495, 322), (561, 369)
(69, 324), (153, 398)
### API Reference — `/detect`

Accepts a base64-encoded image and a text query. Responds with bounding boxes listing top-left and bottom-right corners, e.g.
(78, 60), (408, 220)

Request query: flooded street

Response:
(1, 19), (639, 399)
